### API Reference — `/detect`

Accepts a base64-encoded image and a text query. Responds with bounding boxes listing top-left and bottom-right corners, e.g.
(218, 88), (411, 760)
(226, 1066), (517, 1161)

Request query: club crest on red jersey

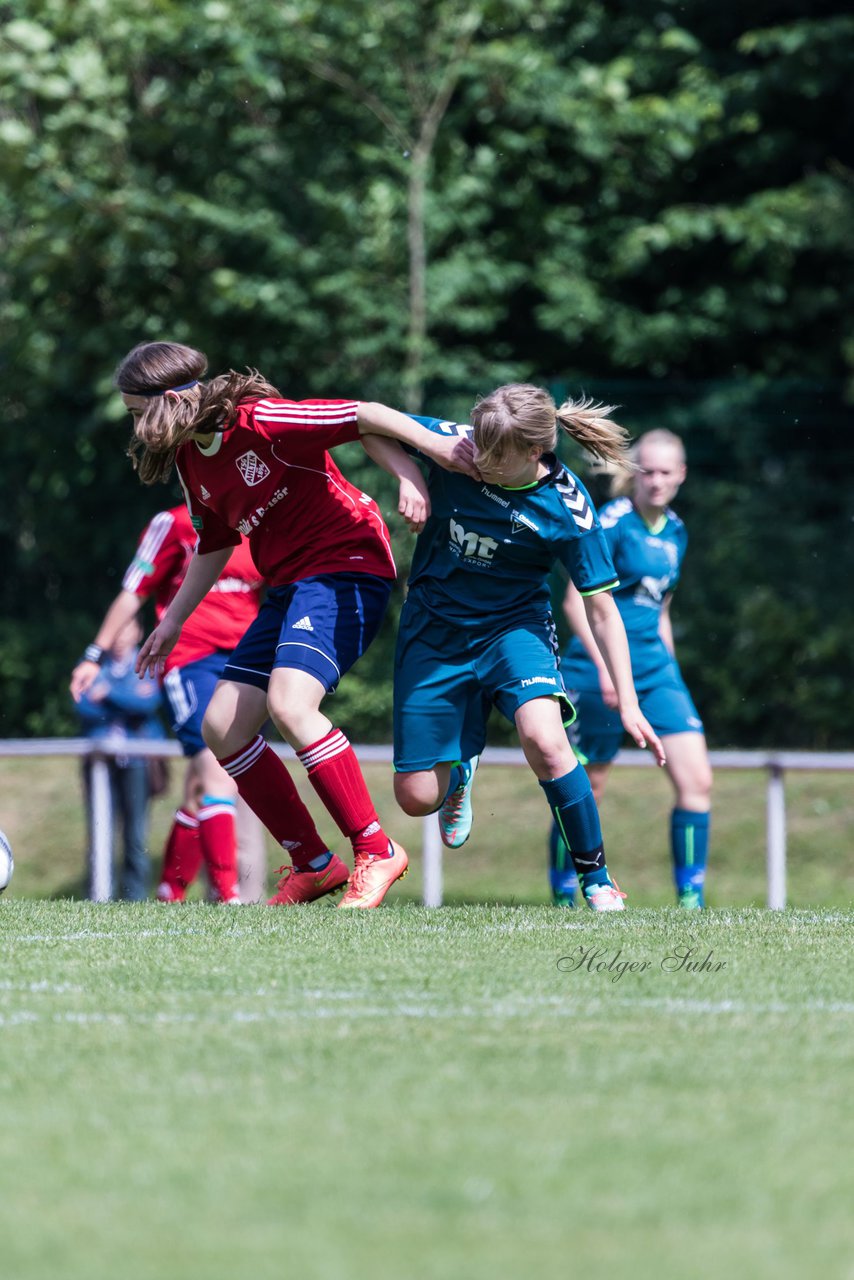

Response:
(236, 450), (271, 487)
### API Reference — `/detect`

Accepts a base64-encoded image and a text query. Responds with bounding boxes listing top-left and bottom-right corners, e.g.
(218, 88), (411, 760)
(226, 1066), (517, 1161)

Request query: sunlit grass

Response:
(1, 901), (852, 1280)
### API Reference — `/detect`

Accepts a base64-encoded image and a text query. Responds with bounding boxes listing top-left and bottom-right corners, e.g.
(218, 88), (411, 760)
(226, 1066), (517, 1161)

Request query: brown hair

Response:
(470, 383), (632, 472)
(115, 341), (281, 484)
(609, 428), (686, 497)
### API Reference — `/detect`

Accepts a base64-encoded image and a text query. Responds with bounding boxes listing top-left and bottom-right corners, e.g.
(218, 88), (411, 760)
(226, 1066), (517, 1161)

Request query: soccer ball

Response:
(0, 829), (13, 893)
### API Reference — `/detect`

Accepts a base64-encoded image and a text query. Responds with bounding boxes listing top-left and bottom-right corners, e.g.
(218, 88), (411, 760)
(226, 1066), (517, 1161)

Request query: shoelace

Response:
(349, 846), (400, 894)
(273, 863), (321, 887)
(275, 862), (336, 882)
(348, 854), (379, 892)
(273, 864), (294, 890)
(442, 783), (468, 819)
(588, 882), (627, 901)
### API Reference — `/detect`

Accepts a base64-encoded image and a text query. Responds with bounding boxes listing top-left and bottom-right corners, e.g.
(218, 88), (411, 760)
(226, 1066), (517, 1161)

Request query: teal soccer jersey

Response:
(405, 416), (618, 630)
(393, 416), (619, 771)
(592, 497), (687, 645)
(562, 496), (703, 757)
(563, 496), (686, 686)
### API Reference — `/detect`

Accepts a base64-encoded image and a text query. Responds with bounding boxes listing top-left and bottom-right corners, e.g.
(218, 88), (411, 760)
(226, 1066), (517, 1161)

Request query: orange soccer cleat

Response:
(337, 841), (409, 909)
(266, 853), (350, 905)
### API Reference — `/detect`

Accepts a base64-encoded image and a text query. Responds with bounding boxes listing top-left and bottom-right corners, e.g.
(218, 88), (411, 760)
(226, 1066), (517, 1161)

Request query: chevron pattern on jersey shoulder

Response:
(554, 471), (594, 531)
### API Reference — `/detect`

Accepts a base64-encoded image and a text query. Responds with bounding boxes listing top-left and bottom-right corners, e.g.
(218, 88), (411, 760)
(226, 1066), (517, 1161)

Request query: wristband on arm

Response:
(81, 644), (106, 666)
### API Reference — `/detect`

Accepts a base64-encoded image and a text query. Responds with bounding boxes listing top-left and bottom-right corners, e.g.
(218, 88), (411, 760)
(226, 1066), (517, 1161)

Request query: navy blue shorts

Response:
(222, 573), (393, 694)
(163, 652), (229, 757)
(568, 660), (704, 765)
(393, 601), (575, 772)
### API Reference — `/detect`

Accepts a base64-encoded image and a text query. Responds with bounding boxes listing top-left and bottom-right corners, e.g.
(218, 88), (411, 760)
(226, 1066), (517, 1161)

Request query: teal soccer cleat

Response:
(438, 756), (480, 848)
(678, 886), (704, 909)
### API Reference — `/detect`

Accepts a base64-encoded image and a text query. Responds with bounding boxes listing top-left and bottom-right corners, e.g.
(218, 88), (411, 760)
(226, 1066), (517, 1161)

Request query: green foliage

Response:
(0, 0), (852, 744)
(565, 376), (854, 748)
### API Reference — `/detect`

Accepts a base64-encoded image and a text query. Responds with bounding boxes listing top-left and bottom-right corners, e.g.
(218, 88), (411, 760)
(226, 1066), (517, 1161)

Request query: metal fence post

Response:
(88, 753), (113, 903)
(766, 764), (787, 910)
(422, 813), (443, 907)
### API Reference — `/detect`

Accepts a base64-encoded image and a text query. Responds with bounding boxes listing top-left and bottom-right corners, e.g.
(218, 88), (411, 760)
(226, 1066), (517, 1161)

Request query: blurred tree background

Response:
(0, 0), (851, 746)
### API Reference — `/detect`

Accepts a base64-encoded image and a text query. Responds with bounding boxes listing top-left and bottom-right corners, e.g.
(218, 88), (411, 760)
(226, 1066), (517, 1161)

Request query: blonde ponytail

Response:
(555, 397), (632, 468)
(470, 383), (636, 479)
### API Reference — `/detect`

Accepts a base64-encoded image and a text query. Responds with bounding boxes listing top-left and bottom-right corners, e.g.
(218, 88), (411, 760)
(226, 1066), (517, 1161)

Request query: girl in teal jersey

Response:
(392, 384), (667, 912)
(556, 430), (712, 908)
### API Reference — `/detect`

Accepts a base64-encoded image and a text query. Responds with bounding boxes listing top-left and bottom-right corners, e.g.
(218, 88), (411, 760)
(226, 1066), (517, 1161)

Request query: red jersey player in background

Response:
(71, 506), (264, 903)
(115, 340), (476, 909)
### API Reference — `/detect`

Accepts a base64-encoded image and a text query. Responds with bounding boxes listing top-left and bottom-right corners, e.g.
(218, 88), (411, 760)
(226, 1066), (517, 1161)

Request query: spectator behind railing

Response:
(73, 617), (165, 900)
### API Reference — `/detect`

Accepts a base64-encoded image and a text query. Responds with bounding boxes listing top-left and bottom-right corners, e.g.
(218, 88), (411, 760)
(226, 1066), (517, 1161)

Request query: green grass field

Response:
(2, 755), (852, 1277)
(1, 902), (852, 1280)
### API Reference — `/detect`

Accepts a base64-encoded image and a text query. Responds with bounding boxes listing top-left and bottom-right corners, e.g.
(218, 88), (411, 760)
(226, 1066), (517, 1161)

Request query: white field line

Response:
(1, 995), (853, 1028)
(6, 906), (852, 949)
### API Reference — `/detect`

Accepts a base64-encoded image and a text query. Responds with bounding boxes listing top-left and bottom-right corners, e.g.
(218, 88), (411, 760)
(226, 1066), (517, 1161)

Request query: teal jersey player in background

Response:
(391, 383), (666, 911)
(557, 429), (712, 908)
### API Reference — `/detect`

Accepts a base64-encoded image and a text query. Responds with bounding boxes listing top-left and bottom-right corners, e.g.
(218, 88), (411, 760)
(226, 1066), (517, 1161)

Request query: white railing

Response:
(1, 739), (852, 908)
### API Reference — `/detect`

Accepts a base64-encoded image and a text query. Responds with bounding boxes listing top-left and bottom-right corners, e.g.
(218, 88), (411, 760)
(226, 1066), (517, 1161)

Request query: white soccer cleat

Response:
(583, 881), (627, 912)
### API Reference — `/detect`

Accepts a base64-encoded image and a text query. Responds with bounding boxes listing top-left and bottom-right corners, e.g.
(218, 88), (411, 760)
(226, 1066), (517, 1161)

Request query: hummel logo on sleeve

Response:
(292, 616), (314, 631)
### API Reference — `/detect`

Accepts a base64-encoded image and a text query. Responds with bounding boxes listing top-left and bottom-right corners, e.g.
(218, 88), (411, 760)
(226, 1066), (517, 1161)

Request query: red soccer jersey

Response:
(174, 398), (396, 588)
(121, 506), (263, 673)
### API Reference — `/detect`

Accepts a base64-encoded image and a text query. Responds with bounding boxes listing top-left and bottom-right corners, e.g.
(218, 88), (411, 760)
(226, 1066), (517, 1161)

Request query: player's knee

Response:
(265, 684), (313, 743)
(201, 713), (224, 756)
(393, 773), (437, 818)
(676, 765), (713, 810)
(693, 764), (713, 805)
(201, 696), (234, 757)
(518, 729), (574, 780)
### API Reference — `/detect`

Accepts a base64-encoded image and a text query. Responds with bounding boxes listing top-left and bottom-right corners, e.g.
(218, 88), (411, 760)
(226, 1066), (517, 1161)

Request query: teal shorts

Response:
(567, 660), (704, 765)
(393, 601), (575, 772)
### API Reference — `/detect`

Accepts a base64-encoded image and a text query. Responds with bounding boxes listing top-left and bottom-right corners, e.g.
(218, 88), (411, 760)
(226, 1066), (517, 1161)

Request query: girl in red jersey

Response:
(116, 340), (473, 909)
(71, 507), (265, 902)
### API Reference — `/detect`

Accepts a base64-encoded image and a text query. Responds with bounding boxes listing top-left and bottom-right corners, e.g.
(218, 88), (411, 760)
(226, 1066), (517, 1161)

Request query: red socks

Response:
(198, 799), (239, 902)
(158, 809), (203, 901)
(158, 804), (239, 901)
(218, 730), (390, 867)
(298, 729), (390, 859)
(218, 735), (328, 867)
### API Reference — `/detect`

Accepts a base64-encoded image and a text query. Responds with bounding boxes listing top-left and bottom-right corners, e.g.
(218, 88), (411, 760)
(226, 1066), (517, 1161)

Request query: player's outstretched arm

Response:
(136, 547), (231, 678)
(360, 434), (431, 532)
(70, 589), (143, 702)
(563, 581), (619, 708)
(583, 591), (667, 766)
(356, 403), (480, 479)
